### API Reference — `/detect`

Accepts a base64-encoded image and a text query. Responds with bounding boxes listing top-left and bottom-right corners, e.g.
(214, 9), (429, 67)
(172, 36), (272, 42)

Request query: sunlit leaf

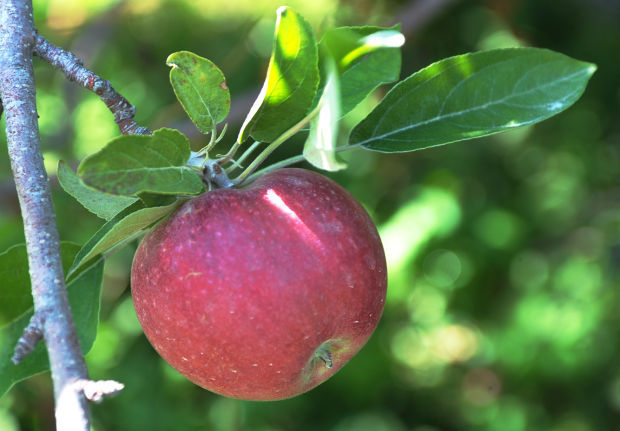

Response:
(167, 51), (230, 134)
(336, 29), (404, 70)
(238, 6), (319, 143)
(78, 128), (203, 196)
(67, 199), (182, 278)
(0, 243), (104, 399)
(303, 60), (346, 171)
(350, 48), (597, 152)
(58, 160), (138, 220)
(321, 25), (402, 115)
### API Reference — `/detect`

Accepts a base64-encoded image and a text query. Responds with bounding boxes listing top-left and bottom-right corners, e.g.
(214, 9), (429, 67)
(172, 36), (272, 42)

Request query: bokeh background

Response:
(1, 0), (619, 430)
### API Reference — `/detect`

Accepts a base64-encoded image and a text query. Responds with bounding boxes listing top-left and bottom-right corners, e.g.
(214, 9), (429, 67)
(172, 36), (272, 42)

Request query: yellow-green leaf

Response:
(238, 6), (319, 143)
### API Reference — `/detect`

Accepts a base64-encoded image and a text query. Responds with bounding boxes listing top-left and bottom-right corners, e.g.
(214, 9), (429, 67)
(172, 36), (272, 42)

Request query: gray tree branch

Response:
(33, 34), (150, 136)
(0, 1), (122, 429)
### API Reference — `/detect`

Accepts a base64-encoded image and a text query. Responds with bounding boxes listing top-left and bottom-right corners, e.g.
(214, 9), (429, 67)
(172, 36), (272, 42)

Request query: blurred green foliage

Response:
(1, 0), (619, 430)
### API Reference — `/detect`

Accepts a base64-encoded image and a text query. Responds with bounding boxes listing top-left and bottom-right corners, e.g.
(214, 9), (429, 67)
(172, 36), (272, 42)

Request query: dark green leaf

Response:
(167, 51), (230, 134)
(350, 48), (597, 152)
(321, 25), (403, 116)
(138, 192), (178, 208)
(67, 199), (182, 278)
(0, 244), (104, 399)
(78, 128), (203, 196)
(303, 60), (346, 171)
(58, 160), (138, 220)
(0, 243), (79, 326)
(238, 6), (319, 143)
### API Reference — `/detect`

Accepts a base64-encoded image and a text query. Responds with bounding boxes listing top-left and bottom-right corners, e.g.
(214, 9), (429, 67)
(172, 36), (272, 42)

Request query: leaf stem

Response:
(217, 134), (243, 165)
(204, 125), (218, 152)
(224, 141), (262, 173)
(244, 142), (362, 184)
(204, 123), (227, 153)
(232, 105), (321, 185)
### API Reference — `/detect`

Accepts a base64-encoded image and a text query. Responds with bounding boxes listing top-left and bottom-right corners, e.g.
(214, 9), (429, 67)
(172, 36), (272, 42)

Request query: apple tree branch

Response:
(0, 0), (124, 429)
(33, 34), (150, 136)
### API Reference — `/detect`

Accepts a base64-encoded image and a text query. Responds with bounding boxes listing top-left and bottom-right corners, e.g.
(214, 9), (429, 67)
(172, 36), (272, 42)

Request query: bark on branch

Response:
(33, 34), (150, 135)
(0, 1), (122, 429)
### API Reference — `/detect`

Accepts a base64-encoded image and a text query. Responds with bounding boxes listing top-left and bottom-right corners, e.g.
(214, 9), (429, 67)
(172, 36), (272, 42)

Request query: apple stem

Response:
(316, 346), (334, 369)
(202, 159), (235, 189)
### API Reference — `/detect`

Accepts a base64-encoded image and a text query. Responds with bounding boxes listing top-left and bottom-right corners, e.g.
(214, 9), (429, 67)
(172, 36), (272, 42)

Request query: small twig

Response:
(11, 313), (45, 364)
(55, 379), (124, 430)
(75, 379), (125, 403)
(32, 33), (150, 136)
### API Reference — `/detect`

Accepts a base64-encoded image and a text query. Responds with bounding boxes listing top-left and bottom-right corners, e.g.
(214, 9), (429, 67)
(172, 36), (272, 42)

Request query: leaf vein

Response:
(359, 67), (589, 145)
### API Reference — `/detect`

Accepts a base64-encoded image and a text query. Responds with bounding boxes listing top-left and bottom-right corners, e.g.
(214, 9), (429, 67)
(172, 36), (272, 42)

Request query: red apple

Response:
(131, 168), (387, 400)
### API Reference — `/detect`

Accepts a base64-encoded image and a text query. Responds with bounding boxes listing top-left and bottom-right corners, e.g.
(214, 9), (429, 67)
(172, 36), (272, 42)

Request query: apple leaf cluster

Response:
(0, 6), (596, 399)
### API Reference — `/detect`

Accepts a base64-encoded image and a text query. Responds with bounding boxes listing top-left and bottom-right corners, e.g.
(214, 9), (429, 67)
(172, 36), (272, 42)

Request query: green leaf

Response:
(0, 245), (32, 326)
(78, 128), (204, 196)
(167, 51), (230, 134)
(0, 243), (79, 326)
(58, 160), (138, 220)
(137, 192), (178, 208)
(321, 25), (403, 116)
(350, 48), (597, 152)
(238, 6), (319, 143)
(303, 60), (346, 171)
(67, 199), (183, 278)
(340, 30), (405, 67)
(0, 243), (104, 399)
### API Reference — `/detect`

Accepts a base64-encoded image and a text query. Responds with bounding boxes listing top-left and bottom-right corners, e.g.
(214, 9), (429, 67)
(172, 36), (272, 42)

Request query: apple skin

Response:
(131, 168), (387, 400)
